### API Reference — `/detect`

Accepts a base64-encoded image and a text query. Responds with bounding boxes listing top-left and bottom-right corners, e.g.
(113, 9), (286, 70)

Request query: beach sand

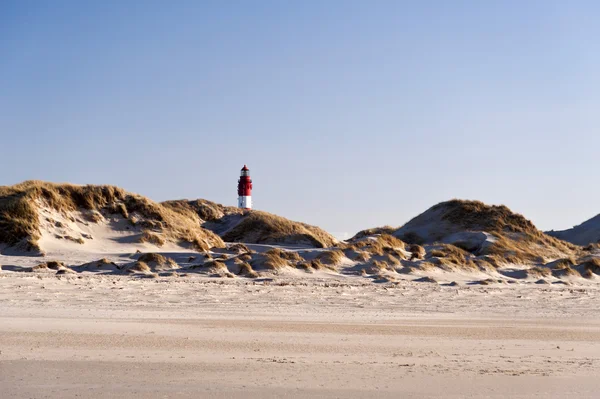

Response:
(1, 273), (599, 398)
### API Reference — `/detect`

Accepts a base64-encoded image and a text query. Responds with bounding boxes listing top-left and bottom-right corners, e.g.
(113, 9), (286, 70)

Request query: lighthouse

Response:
(237, 165), (253, 209)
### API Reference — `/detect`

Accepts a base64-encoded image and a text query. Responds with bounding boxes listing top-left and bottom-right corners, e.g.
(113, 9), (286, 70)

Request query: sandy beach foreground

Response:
(1, 274), (599, 398)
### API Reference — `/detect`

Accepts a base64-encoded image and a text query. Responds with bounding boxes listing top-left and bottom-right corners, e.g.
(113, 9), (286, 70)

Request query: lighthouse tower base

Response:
(238, 196), (252, 209)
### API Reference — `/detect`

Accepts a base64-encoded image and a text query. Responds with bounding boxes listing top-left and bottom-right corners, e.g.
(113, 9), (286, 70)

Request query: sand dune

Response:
(547, 213), (600, 246)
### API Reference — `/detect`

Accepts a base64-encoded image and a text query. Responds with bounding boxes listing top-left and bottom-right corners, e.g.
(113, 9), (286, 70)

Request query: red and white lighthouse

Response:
(237, 165), (253, 209)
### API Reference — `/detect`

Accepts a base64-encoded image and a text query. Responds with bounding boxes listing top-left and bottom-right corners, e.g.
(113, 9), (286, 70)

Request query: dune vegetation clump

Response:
(408, 244), (426, 260)
(139, 230), (166, 247)
(551, 266), (581, 278)
(344, 234), (406, 259)
(136, 253), (178, 270)
(201, 260), (227, 273)
(237, 262), (259, 278)
(238, 253), (253, 262)
(295, 261), (313, 272)
(382, 253), (402, 266)
(426, 244), (476, 270)
(526, 266), (552, 278)
(228, 243), (253, 254)
(367, 260), (390, 274)
(473, 258), (495, 272)
(127, 261), (151, 274)
(316, 249), (345, 267)
(251, 250), (290, 271)
(578, 258), (600, 278)
(353, 251), (371, 263)
(264, 248), (304, 262)
(45, 261), (66, 270)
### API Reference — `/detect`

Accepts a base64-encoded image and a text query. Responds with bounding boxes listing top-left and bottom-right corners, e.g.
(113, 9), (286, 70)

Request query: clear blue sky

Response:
(1, 1), (599, 238)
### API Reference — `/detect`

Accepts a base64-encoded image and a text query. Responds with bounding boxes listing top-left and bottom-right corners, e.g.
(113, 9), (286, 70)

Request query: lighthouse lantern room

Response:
(237, 165), (253, 209)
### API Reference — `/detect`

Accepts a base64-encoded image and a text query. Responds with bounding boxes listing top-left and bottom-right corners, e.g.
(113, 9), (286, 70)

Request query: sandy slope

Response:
(547, 213), (600, 246)
(0, 273), (599, 398)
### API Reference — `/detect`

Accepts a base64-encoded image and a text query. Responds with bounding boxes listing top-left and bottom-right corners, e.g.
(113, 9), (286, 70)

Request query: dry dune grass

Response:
(350, 225), (398, 241)
(25, 260), (66, 272)
(228, 243), (253, 254)
(408, 244), (426, 260)
(139, 230), (166, 247)
(417, 261), (437, 272)
(25, 263), (50, 272)
(526, 266), (552, 278)
(377, 234), (406, 249)
(368, 260), (391, 274)
(395, 199), (580, 265)
(480, 233), (578, 266)
(137, 253), (178, 270)
(351, 258), (397, 275)
(295, 261), (312, 272)
(0, 181), (224, 253)
(264, 248), (304, 262)
(162, 199), (241, 223)
(202, 260), (227, 273)
(548, 257), (577, 269)
(434, 200), (539, 234)
(552, 266), (581, 278)
(316, 249), (345, 266)
(170, 198), (337, 248)
(473, 257), (495, 272)
(238, 253), (252, 262)
(251, 249), (291, 271)
(237, 262), (258, 278)
(126, 261), (151, 274)
(353, 251), (371, 262)
(578, 258), (600, 278)
(383, 253), (401, 266)
(45, 260), (65, 270)
(220, 211), (337, 248)
(426, 244), (477, 270)
(343, 234), (406, 258)
(583, 243), (600, 252)
(296, 259), (326, 272)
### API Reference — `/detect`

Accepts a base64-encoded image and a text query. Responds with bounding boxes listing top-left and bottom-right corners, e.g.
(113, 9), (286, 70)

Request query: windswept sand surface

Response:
(1, 274), (600, 398)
